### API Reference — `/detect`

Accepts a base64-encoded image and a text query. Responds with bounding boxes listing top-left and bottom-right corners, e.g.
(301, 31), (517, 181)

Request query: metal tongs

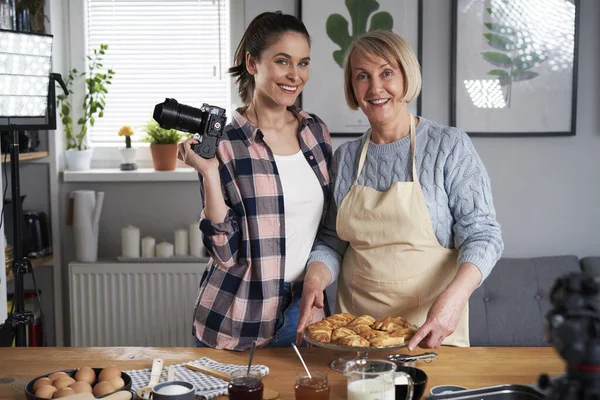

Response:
(387, 352), (438, 364)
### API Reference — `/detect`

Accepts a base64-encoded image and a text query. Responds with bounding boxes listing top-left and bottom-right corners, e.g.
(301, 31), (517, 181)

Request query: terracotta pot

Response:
(150, 144), (178, 171)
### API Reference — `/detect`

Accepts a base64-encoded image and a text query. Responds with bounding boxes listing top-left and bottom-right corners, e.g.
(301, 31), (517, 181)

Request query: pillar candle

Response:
(156, 241), (174, 258)
(189, 222), (204, 257)
(174, 229), (188, 256)
(141, 236), (156, 258)
(121, 225), (140, 258)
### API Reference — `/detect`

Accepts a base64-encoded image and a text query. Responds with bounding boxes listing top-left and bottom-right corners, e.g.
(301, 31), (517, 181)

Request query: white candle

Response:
(189, 222), (204, 257)
(174, 229), (188, 256)
(156, 241), (174, 258)
(121, 225), (140, 258)
(141, 236), (156, 258)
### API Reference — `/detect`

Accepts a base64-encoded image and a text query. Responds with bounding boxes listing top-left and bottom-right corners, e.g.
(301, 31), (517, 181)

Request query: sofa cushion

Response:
(580, 257), (600, 276)
(469, 256), (581, 346)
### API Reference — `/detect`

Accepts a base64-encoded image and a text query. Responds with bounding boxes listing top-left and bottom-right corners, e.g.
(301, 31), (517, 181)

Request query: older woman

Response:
(297, 30), (503, 350)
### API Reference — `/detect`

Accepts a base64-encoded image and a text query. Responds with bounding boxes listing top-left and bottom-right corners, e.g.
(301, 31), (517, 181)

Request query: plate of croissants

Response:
(302, 313), (418, 351)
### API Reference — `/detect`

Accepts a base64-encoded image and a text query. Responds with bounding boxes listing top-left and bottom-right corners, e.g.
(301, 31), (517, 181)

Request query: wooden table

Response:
(0, 347), (565, 399)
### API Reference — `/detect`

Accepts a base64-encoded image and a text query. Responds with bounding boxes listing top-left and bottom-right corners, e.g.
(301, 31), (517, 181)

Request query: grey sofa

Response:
(469, 255), (583, 347)
(580, 257), (600, 275)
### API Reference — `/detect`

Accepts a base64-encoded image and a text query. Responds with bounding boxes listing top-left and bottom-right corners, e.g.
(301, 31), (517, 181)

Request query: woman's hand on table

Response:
(407, 289), (468, 350)
(408, 262), (482, 351)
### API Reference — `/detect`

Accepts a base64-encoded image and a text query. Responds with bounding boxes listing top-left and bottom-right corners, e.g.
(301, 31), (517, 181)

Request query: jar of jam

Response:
(228, 370), (264, 400)
(294, 370), (330, 400)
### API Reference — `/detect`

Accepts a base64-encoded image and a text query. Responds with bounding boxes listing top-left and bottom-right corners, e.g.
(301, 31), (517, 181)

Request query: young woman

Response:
(178, 11), (331, 351)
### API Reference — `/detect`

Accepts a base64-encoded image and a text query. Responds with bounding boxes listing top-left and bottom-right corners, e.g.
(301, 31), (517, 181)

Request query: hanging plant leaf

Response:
(512, 70), (539, 81)
(482, 52), (513, 68)
(484, 23), (515, 35)
(487, 69), (509, 76)
(484, 33), (515, 51)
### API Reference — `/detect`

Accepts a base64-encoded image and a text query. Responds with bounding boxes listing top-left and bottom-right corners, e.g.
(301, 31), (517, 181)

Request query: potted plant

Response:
(118, 125), (137, 170)
(141, 120), (185, 171)
(57, 44), (115, 170)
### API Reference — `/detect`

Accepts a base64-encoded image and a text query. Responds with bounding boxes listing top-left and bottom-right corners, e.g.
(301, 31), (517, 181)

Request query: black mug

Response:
(394, 366), (428, 400)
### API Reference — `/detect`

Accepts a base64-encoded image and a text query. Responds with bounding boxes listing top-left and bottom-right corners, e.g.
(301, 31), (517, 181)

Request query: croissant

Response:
(389, 326), (417, 339)
(369, 334), (405, 348)
(347, 315), (376, 328)
(306, 325), (332, 343)
(359, 329), (385, 340)
(371, 316), (410, 332)
(331, 327), (356, 342)
(338, 334), (370, 347)
(350, 324), (374, 335)
(325, 313), (356, 329)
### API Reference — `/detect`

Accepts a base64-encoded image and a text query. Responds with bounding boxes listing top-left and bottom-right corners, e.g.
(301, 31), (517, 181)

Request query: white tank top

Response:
(273, 150), (324, 282)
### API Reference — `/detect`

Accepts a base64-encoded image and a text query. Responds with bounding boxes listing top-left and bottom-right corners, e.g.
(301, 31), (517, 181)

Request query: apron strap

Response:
(354, 131), (371, 185)
(409, 114), (418, 183)
(355, 114), (418, 185)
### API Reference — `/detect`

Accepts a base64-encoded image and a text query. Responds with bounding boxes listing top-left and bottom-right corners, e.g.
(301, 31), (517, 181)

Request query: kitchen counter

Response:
(0, 346), (565, 399)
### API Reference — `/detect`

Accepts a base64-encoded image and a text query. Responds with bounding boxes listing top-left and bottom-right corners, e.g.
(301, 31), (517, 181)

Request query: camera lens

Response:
(153, 98), (204, 134)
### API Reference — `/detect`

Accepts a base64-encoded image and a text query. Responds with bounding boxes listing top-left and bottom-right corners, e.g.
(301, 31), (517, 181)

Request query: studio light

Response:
(0, 29), (66, 348)
(0, 29), (65, 130)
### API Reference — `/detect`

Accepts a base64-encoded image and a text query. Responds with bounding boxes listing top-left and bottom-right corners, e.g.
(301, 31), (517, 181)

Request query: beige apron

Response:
(336, 115), (469, 347)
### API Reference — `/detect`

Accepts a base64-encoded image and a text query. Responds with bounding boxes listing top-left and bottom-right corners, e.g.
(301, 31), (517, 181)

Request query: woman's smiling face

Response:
(350, 49), (406, 127)
(248, 31), (311, 107)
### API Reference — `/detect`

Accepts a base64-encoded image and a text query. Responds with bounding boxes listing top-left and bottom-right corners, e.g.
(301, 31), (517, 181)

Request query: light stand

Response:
(0, 29), (66, 347)
(4, 129), (34, 346)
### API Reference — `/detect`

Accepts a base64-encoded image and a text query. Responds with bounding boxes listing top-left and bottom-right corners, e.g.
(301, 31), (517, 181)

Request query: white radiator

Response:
(69, 261), (207, 347)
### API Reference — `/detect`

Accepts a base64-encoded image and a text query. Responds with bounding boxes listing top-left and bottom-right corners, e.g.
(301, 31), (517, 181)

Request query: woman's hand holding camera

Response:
(177, 138), (219, 176)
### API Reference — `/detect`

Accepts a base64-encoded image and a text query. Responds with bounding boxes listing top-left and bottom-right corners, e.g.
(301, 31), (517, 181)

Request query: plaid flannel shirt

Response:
(193, 107), (332, 351)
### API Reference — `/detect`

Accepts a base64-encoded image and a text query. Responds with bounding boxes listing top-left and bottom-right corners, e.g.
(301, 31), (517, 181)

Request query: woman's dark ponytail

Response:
(228, 11), (310, 105)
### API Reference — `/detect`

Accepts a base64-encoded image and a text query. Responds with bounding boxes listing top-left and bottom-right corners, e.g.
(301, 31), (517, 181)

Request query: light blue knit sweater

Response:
(308, 117), (504, 283)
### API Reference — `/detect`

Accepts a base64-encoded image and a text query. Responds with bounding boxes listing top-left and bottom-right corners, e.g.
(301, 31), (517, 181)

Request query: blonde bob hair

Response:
(343, 30), (422, 110)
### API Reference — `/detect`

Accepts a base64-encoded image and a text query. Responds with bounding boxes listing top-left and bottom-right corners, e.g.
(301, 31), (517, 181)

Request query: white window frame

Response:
(66, 0), (244, 168)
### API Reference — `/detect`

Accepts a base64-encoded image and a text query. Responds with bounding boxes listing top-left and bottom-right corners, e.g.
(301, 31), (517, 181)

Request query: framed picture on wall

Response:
(451, 0), (580, 136)
(300, 0), (421, 136)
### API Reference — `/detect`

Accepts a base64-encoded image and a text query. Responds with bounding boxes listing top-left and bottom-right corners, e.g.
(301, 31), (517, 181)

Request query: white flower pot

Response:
(119, 147), (137, 170)
(66, 148), (94, 171)
(119, 147), (136, 163)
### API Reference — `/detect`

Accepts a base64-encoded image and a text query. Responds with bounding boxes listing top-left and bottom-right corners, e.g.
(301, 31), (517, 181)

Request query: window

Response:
(83, 0), (230, 149)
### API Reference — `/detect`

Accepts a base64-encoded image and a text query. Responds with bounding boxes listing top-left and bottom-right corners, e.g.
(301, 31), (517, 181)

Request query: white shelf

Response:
(62, 168), (199, 182)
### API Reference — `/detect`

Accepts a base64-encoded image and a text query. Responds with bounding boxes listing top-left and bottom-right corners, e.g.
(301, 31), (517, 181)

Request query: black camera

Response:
(538, 272), (600, 399)
(153, 98), (227, 159)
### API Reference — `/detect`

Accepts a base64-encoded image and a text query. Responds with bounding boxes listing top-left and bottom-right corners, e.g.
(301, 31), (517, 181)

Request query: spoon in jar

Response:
(247, 340), (257, 375)
(291, 343), (311, 379)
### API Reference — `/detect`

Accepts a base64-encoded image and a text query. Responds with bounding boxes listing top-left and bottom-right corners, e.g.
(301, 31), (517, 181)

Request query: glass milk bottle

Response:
(344, 359), (413, 400)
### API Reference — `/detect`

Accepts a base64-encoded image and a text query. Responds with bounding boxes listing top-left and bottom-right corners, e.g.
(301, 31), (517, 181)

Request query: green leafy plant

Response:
(141, 120), (186, 145)
(482, 7), (547, 107)
(57, 44), (115, 150)
(326, 0), (393, 68)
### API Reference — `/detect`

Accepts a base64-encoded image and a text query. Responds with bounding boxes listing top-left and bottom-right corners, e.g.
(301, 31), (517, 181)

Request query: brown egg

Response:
(107, 376), (125, 390)
(34, 385), (57, 399)
(98, 365), (121, 382)
(74, 366), (96, 385)
(93, 381), (116, 397)
(48, 372), (69, 382)
(69, 381), (93, 393)
(53, 387), (76, 398)
(33, 377), (53, 392)
(53, 377), (76, 391)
